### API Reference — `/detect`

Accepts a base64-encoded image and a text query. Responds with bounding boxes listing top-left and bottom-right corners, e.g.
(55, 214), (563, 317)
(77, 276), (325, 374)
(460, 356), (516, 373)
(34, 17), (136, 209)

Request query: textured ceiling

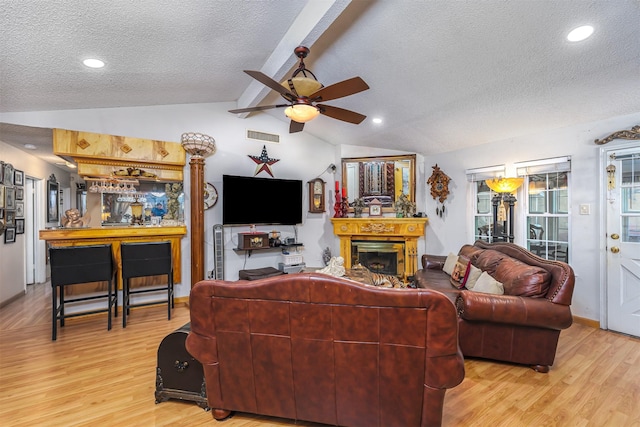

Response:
(1, 0), (639, 163)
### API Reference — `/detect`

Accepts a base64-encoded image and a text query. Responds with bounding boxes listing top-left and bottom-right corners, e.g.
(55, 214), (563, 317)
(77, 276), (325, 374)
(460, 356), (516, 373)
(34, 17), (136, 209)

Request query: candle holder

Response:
(333, 192), (344, 218)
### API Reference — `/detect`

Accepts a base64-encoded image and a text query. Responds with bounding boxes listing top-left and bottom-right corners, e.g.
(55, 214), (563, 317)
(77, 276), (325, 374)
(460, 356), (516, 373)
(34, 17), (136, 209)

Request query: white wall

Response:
(0, 141), (70, 305)
(421, 111), (640, 321)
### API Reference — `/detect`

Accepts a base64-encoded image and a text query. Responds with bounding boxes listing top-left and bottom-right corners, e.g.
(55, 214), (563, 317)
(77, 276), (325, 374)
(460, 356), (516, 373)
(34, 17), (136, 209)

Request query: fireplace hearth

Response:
(331, 217), (428, 281)
(351, 241), (404, 276)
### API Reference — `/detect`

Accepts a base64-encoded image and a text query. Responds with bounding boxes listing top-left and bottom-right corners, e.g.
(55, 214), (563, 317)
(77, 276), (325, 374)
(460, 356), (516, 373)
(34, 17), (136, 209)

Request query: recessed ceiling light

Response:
(83, 58), (105, 68)
(372, 117), (383, 124)
(567, 25), (594, 42)
(24, 143), (37, 150)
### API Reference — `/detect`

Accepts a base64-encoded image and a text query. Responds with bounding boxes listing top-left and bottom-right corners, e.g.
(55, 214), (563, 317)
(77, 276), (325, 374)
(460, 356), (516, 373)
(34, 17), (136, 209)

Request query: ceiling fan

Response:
(229, 46), (369, 133)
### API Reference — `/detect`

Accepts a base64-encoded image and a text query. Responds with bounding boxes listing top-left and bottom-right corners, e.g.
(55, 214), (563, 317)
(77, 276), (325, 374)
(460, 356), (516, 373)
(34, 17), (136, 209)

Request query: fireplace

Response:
(331, 217), (428, 281)
(351, 241), (404, 276)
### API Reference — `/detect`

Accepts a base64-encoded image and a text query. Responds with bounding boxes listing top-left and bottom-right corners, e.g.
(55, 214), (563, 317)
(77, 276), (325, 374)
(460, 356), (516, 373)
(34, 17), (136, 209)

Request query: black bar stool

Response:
(49, 244), (116, 341)
(121, 241), (174, 327)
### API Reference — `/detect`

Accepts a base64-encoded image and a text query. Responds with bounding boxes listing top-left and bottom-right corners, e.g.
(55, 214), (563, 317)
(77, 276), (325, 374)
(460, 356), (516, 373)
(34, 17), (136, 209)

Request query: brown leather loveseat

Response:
(186, 272), (465, 427)
(414, 240), (575, 372)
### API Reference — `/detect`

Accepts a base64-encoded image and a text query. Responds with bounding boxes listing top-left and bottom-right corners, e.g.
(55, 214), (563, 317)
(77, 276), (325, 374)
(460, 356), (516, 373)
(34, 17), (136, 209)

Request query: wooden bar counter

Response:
(40, 226), (187, 291)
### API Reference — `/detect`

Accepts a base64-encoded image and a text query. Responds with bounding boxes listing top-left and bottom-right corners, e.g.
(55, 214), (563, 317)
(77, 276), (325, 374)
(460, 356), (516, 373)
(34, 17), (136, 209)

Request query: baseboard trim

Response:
(572, 315), (600, 329)
(0, 290), (27, 309)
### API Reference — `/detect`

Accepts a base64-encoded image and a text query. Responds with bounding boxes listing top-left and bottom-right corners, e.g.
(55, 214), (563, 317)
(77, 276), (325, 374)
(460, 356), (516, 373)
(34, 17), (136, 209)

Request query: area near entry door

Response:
(605, 145), (640, 338)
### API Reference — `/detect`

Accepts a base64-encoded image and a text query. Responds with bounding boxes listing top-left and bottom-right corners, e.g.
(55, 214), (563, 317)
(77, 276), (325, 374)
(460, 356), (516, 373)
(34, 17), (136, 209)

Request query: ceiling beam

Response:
(234, 0), (351, 118)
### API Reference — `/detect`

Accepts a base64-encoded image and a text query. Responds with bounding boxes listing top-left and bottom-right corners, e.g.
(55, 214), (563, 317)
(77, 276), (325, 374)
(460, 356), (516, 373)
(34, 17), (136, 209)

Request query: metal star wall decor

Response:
(248, 145), (280, 177)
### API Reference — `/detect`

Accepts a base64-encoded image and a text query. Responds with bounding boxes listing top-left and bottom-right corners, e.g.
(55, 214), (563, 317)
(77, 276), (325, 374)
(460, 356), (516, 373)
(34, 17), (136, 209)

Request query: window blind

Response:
(465, 165), (505, 182)
(515, 156), (571, 176)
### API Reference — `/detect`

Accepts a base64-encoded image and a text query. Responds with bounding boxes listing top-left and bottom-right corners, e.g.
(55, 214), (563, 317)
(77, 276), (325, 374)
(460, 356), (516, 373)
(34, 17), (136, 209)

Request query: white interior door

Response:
(605, 145), (640, 337)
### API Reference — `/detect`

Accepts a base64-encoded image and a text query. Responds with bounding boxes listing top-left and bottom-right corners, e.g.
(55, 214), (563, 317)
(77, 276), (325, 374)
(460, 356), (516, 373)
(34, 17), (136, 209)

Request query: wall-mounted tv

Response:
(222, 174), (303, 226)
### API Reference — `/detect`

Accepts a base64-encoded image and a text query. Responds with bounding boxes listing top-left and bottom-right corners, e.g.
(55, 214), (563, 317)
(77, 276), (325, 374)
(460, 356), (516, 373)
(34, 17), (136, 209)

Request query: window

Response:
(516, 157), (571, 262)
(466, 165), (505, 242)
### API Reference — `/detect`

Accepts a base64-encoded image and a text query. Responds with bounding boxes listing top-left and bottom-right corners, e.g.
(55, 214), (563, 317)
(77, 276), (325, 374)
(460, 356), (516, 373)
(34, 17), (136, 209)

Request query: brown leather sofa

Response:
(186, 272), (465, 427)
(414, 240), (575, 373)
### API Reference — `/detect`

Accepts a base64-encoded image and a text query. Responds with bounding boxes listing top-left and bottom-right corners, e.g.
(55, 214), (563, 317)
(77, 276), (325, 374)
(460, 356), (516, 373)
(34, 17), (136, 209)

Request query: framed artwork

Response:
(3, 163), (14, 186)
(47, 178), (59, 222)
(16, 201), (24, 218)
(0, 209), (3, 219)
(0, 185), (4, 209)
(4, 226), (16, 244)
(5, 210), (15, 226)
(15, 218), (25, 234)
(15, 187), (24, 200)
(14, 169), (24, 186)
(5, 187), (16, 210)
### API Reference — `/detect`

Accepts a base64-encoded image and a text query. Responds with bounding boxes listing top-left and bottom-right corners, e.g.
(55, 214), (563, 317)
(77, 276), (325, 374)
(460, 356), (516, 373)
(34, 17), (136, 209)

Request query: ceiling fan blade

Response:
(289, 120), (305, 133)
(310, 77), (369, 102)
(317, 104), (367, 124)
(228, 104), (288, 114)
(244, 70), (296, 101)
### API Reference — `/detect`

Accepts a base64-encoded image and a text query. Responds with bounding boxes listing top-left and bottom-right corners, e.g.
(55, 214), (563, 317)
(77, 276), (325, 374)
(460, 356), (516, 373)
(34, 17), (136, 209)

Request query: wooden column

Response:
(189, 156), (205, 286)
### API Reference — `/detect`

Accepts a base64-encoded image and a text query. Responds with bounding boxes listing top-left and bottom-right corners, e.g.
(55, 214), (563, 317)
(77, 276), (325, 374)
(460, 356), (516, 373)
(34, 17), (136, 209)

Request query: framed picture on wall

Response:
(15, 218), (25, 234)
(2, 163), (14, 186)
(14, 169), (24, 186)
(15, 187), (23, 200)
(16, 201), (24, 218)
(4, 226), (16, 244)
(5, 210), (15, 226)
(47, 178), (59, 222)
(0, 185), (4, 209)
(5, 187), (16, 210)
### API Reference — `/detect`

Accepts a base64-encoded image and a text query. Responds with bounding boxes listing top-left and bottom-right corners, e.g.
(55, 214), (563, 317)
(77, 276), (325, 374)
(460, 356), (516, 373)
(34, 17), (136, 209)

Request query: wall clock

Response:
(427, 164), (450, 203)
(204, 182), (218, 209)
(308, 178), (326, 213)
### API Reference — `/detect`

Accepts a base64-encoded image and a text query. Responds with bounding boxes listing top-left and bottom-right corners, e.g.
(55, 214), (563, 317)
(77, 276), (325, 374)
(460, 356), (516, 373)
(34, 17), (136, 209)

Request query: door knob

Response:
(611, 246), (620, 253)
(611, 233), (619, 240)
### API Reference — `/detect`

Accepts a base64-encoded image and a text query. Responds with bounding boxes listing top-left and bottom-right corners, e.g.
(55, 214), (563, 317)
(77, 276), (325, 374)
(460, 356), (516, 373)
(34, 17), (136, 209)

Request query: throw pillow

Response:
(464, 264), (482, 289)
(442, 252), (458, 275)
(471, 272), (504, 295)
(450, 256), (471, 289)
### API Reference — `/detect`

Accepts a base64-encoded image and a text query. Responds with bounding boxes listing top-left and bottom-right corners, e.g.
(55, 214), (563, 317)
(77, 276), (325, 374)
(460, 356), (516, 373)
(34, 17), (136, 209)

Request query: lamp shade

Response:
(284, 104), (320, 123)
(181, 132), (216, 158)
(281, 76), (323, 97)
(485, 177), (524, 193)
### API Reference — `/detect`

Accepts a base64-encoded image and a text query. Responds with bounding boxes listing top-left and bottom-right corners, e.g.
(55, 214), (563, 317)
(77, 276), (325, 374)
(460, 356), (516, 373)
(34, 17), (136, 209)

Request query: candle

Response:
(335, 181), (339, 192)
(342, 187), (347, 198)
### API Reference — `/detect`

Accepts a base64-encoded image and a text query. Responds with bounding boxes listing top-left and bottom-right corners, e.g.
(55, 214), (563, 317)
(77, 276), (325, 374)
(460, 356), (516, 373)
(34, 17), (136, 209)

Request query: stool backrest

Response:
(121, 241), (172, 279)
(49, 244), (114, 286)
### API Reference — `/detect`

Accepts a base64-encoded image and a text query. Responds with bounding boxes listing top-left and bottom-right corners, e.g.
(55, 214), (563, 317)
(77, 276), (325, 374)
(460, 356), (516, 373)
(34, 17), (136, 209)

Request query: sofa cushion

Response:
(493, 257), (551, 298)
(442, 252), (458, 275)
(470, 272), (504, 294)
(464, 264), (483, 290)
(472, 249), (505, 275)
(450, 255), (471, 289)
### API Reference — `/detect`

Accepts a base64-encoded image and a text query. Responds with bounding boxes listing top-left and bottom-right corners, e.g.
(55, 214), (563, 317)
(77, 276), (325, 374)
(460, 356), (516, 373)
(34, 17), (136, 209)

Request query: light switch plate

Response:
(579, 204), (590, 215)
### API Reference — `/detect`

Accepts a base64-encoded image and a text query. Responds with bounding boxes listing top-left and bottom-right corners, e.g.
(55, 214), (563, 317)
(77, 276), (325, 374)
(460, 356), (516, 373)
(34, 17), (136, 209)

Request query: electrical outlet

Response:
(579, 204), (590, 215)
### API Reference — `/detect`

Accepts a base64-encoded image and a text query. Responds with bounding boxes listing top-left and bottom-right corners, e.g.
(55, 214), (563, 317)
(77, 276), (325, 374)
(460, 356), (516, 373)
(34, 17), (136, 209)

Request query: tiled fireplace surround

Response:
(330, 217), (429, 281)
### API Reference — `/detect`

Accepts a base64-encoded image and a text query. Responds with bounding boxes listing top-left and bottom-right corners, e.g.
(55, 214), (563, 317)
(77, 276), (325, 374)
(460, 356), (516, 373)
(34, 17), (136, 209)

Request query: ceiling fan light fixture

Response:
(281, 77), (323, 97)
(284, 104), (320, 123)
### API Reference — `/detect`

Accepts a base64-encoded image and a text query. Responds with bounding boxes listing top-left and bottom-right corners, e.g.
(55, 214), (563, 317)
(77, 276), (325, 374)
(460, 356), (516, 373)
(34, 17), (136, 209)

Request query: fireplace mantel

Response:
(330, 217), (428, 280)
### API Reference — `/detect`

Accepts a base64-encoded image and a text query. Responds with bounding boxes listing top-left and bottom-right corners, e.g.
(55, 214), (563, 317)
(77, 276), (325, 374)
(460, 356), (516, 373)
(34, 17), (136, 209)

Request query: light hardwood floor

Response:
(1, 282), (639, 427)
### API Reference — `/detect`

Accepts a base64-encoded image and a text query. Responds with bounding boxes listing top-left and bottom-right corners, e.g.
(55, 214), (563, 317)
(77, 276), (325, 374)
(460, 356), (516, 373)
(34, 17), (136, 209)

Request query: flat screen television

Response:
(222, 174), (303, 226)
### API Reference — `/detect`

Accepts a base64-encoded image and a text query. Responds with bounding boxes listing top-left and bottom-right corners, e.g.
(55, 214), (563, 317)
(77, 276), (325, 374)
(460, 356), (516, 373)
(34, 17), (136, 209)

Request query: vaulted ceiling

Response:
(1, 0), (639, 163)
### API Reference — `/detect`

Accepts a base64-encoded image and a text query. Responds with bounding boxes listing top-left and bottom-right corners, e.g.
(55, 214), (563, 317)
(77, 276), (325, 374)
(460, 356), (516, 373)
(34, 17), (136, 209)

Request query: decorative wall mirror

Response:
(342, 154), (416, 212)
(99, 181), (184, 226)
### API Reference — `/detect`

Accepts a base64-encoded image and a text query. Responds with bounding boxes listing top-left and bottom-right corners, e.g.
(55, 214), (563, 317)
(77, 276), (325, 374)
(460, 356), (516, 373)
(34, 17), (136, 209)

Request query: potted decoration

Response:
(394, 194), (416, 218)
(352, 197), (366, 218)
